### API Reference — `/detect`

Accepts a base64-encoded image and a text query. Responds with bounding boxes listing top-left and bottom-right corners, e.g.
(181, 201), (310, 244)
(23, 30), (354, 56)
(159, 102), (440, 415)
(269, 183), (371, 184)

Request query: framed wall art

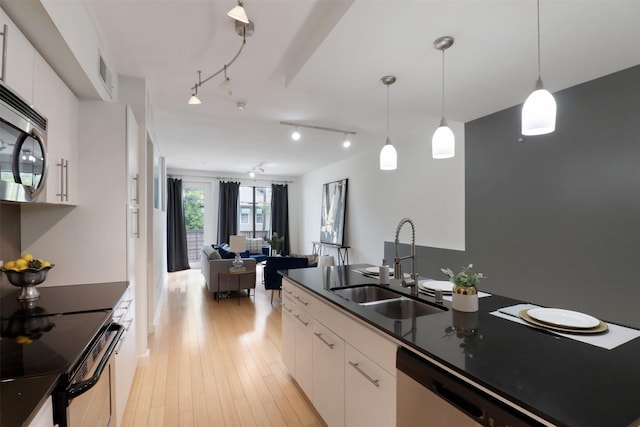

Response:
(320, 178), (348, 246)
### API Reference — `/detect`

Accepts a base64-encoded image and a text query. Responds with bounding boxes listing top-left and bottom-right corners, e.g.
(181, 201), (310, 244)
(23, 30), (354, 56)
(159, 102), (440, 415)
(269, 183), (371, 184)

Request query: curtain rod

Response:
(167, 173), (292, 184)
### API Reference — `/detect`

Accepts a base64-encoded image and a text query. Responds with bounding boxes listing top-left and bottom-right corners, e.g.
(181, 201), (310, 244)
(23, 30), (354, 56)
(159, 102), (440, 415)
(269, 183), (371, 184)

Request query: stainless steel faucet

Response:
(393, 218), (418, 296)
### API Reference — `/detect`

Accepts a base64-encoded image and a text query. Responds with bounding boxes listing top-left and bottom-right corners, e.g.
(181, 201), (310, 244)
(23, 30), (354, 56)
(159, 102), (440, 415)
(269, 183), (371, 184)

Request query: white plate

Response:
(526, 308), (600, 329)
(364, 266), (395, 275)
(418, 279), (453, 293)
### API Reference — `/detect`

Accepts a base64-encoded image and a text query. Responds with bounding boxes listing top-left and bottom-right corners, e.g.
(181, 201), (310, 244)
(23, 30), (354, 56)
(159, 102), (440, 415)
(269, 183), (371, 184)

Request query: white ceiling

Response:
(80, 1), (640, 176)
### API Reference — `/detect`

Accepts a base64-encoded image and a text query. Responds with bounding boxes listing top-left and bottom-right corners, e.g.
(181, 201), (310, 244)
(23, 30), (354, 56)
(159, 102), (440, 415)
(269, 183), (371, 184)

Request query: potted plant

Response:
(441, 264), (485, 312)
(265, 232), (285, 256)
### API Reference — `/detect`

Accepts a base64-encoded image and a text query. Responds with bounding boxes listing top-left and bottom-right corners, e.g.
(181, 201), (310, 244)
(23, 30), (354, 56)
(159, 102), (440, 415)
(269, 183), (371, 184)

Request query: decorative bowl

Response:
(0, 265), (54, 301)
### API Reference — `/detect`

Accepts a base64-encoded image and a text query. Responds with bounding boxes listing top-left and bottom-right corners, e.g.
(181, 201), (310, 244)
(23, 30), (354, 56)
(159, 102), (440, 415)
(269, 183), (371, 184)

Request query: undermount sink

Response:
(330, 285), (401, 303)
(369, 298), (445, 320)
(330, 284), (446, 320)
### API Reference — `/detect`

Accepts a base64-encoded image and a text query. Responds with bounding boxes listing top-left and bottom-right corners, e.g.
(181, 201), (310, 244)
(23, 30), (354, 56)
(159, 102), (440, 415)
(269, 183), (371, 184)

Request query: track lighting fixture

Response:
(248, 162), (265, 177)
(432, 36), (455, 159)
(522, 0), (556, 135)
(280, 121), (356, 146)
(380, 75), (397, 170)
(188, 2), (253, 104)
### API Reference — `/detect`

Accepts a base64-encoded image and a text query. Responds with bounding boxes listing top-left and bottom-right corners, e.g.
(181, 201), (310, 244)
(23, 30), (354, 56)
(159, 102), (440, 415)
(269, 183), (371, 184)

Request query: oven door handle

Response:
(66, 323), (124, 398)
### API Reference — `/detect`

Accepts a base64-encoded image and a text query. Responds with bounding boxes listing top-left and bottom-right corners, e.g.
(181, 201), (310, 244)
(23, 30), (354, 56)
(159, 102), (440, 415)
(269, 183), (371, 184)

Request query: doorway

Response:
(182, 181), (212, 268)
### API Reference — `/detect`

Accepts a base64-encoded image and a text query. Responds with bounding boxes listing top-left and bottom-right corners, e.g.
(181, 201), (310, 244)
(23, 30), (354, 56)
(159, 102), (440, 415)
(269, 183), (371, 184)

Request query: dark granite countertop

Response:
(0, 281), (129, 427)
(281, 265), (640, 427)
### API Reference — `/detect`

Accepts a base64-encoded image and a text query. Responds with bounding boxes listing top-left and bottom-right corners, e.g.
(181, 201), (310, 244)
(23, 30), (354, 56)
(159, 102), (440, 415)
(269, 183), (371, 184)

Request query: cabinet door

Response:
(281, 298), (296, 375)
(114, 297), (136, 426)
(312, 321), (345, 427)
(293, 308), (313, 397)
(33, 53), (78, 204)
(345, 343), (396, 427)
(0, 10), (34, 103)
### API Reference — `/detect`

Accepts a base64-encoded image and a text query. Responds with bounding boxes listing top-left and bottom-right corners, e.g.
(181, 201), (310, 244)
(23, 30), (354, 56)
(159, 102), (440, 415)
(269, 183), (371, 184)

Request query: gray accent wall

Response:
(386, 66), (640, 328)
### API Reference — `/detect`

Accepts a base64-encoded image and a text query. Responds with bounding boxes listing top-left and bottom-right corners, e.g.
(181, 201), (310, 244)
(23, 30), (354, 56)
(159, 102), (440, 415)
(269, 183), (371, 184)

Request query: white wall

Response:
(297, 121), (465, 265)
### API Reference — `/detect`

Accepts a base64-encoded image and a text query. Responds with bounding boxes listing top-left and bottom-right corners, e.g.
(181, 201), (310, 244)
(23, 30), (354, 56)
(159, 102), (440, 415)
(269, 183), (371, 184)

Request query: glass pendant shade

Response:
(522, 86), (556, 135)
(379, 137), (397, 170)
(432, 123), (455, 159)
(188, 94), (201, 105)
(227, 3), (249, 24)
(291, 130), (301, 141)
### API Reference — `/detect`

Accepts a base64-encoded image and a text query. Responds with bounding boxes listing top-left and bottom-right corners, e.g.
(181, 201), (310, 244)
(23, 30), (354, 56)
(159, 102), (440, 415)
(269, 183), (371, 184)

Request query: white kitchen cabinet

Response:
(281, 278), (398, 427)
(113, 286), (136, 427)
(312, 320), (345, 427)
(27, 396), (54, 427)
(32, 53), (78, 205)
(281, 297), (296, 374)
(0, 7), (35, 103)
(345, 343), (396, 427)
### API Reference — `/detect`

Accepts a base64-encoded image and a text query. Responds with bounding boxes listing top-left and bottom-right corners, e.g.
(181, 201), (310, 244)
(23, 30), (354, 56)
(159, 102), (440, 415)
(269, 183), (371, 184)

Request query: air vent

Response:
(0, 84), (47, 131)
(98, 52), (113, 97)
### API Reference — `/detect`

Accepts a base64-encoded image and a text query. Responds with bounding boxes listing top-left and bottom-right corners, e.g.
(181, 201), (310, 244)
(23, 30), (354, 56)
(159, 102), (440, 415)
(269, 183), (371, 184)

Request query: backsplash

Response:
(0, 203), (21, 290)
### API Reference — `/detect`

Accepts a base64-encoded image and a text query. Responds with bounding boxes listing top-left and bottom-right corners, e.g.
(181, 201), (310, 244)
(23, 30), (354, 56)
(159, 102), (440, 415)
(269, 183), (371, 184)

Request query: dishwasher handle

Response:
(432, 378), (484, 420)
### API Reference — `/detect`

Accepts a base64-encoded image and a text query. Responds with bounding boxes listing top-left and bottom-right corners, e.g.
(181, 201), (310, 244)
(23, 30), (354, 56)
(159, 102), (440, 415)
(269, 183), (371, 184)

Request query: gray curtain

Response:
(217, 181), (240, 244)
(271, 184), (290, 255)
(167, 178), (190, 272)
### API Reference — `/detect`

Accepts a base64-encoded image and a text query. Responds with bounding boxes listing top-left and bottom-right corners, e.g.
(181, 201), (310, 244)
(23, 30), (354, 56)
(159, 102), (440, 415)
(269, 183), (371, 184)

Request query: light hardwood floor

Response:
(121, 268), (325, 427)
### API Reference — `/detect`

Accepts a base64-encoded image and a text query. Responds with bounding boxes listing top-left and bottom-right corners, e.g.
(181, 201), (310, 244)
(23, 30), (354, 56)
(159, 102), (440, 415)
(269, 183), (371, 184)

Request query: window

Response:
(238, 186), (271, 238)
(240, 207), (250, 224)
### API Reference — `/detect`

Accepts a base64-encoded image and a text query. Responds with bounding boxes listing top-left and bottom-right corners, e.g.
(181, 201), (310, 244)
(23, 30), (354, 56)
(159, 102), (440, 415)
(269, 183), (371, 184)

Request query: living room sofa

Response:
(216, 240), (269, 263)
(201, 245), (257, 298)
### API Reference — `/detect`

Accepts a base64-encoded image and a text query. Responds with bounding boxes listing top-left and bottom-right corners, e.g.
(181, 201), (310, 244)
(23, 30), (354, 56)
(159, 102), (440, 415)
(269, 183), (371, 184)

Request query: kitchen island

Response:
(0, 282), (129, 427)
(281, 265), (640, 427)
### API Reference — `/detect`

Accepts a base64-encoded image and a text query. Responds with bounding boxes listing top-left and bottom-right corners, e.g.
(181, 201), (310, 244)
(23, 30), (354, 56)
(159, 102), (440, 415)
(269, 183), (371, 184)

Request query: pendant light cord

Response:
(537, 0), (541, 80)
(386, 84), (390, 138)
(441, 48), (446, 119)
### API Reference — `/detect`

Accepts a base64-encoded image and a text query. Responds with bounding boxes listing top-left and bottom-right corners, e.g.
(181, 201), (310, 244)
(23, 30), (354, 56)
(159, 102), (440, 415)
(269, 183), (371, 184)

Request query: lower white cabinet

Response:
(345, 343), (396, 427)
(281, 278), (397, 427)
(113, 286), (137, 426)
(312, 321), (345, 427)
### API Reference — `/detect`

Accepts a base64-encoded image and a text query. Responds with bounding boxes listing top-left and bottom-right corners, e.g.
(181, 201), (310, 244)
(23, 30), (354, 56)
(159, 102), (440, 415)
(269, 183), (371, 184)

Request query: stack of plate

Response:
(417, 279), (453, 294)
(519, 308), (608, 334)
(362, 266), (394, 276)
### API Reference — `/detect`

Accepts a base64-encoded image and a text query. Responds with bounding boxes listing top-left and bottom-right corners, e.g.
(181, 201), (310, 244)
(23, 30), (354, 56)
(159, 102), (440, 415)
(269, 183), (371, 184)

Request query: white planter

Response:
(451, 286), (479, 312)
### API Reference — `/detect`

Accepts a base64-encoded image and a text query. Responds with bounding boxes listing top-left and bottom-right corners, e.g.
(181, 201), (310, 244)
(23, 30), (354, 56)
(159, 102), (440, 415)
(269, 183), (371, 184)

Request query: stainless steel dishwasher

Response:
(396, 347), (544, 426)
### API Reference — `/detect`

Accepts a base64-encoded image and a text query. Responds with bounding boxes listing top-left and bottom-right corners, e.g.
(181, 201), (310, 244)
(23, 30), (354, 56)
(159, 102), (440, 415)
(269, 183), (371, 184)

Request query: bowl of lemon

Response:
(1, 254), (54, 301)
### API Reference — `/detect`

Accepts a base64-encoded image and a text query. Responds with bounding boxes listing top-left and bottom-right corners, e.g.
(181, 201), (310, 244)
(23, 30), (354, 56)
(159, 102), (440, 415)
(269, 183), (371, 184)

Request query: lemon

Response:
(21, 253), (33, 262)
(14, 259), (28, 270)
(41, 261), (51, 268)
(3, 260), (15, 270)
(15, 336), (32, 344)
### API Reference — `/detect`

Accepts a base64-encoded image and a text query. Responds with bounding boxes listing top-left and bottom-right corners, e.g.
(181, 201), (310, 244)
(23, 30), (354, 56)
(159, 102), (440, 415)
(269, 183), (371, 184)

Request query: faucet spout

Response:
(393, 218), (418, 296)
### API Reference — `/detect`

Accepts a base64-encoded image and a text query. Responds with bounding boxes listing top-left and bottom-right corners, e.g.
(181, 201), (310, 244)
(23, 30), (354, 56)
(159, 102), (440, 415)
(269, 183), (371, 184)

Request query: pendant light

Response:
(380, 75), (397, 170)
(522, 0), (556, 135)
(188, 71), (202, 105)
(227, 1), (250, 24)
(432, 36), (455, 159)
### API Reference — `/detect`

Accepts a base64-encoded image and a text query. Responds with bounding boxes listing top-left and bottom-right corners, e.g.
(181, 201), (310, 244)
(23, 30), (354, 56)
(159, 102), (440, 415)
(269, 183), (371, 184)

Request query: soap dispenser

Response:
(379, 259), (390, 284)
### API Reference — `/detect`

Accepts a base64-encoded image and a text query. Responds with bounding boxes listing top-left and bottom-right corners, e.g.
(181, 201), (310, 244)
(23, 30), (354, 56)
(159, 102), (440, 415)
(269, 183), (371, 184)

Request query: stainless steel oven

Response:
(0, 80), (48, 202)
(55, 322), (124, 427)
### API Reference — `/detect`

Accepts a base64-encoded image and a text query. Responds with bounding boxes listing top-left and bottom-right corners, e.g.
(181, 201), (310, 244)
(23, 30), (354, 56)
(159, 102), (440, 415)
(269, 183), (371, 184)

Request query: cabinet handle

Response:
(282, 304), (293, 313)
(283, 288), (292, 295)
(294, 295), (309, 306)
(56, 158), (64, 200)
(132, 208), (140, 238)
(313, 332), (334, 349)
(0, 25), (6, 82)
(349, 361), (379, 387)
(132, 174), (139, 204)
(64, 159), (69, 201)
(294, 314), (309, 326)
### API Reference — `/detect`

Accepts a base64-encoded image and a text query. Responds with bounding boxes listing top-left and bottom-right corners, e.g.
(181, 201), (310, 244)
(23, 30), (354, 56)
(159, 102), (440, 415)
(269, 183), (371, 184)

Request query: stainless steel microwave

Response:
(0, 81), (48, 202)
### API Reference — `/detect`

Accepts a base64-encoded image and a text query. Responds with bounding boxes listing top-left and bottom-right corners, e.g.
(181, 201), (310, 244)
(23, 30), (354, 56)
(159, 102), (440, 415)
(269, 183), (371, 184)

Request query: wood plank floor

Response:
(121, 268), (325, 427)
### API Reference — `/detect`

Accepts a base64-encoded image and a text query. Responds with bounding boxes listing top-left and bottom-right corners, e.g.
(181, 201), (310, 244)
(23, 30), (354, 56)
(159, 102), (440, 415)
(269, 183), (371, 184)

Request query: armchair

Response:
(264, 256), (309, 304)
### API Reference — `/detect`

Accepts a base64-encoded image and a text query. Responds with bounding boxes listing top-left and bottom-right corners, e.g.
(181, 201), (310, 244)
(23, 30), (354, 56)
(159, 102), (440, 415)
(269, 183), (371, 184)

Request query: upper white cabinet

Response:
(0, 7), (35, 104)
(33, 54), (78, 205)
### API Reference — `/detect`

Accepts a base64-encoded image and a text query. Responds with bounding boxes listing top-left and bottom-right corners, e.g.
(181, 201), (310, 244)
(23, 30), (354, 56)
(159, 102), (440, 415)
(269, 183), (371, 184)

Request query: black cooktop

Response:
(0, 310), (111, 380)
